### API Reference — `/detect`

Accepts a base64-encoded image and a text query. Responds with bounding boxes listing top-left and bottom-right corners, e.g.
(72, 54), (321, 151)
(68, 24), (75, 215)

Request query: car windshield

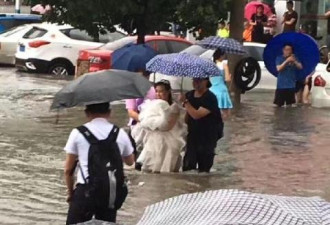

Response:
(0, 25), (27, 37)
(99, 36), (137, 50)
(181, 45), (207, 55)
(0, 18), (41, 34)
(243, 45), (265, 61)
(23, 27), (47, 39)
(100, 31), (125, 43)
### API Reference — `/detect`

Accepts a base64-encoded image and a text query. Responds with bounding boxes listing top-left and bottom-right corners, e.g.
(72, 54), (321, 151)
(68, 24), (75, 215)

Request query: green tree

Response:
(41, 0), (179, 43)
(41, 0), (232, 42)
(175, 0), (230, 40)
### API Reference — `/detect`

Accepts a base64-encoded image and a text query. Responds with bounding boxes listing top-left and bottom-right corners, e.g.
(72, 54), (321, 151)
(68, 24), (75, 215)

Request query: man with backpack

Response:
(64, 102), (135, 225)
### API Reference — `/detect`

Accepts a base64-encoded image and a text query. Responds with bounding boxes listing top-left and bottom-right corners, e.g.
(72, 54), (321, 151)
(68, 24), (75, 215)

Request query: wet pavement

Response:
(1, 67), (330, 224)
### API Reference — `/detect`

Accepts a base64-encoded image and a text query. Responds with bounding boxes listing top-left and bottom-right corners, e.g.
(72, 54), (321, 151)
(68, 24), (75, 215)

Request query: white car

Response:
(0, 24), (34, 65)
(151, 42), (275, 90)
(152, 42), (330, 91)
(15, 23), (125, 76)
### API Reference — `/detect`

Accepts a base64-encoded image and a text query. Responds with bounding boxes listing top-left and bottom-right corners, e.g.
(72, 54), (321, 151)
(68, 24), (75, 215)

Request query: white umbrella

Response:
(137, 189), (330, 225)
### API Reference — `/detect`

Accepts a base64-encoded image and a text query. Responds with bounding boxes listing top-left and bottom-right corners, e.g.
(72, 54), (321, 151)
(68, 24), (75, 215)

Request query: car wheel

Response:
(48, 63), (73, 77)
(234, 57), (261, 93)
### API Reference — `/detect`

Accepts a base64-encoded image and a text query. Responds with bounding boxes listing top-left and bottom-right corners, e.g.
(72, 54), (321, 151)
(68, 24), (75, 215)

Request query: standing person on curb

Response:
(217, 21), (229, 38)
(250, 4), (268, 43)
(274, 44), (303, 107)
(181, 78), (223, 173)
(324, 10), (330, 47)
(282, 1), (298, 33)
(243, 19), (253, 42)
(64, 103), (135, 225)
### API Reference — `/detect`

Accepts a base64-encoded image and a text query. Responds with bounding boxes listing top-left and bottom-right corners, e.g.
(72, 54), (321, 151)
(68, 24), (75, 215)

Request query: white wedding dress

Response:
(131, 99), (187, 173)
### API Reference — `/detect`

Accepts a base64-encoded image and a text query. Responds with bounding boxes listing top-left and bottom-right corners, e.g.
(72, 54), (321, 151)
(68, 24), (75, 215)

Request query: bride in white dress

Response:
(131, 80), (187, 173)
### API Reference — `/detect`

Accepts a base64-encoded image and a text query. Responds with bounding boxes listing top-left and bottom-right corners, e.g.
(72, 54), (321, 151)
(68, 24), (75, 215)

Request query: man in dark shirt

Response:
(182, 78), (223, 173)
(250, 5), (268, 43)
(282, 1), (298, 32)
(325, 10), (330, 47)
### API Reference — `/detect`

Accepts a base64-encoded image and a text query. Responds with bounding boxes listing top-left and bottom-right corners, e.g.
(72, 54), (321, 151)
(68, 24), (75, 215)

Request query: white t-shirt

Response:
(216, 61), (225, 70)
(64, 118), (134, 184)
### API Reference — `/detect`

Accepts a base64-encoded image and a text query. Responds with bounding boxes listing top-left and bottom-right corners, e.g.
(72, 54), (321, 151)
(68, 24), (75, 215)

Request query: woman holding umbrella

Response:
(147, 53), (223, 173)
(250, 5), (268, 43)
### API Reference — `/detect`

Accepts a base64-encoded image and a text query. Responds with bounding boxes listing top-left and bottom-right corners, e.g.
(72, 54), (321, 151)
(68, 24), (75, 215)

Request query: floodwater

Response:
(1, 68), (330, 224)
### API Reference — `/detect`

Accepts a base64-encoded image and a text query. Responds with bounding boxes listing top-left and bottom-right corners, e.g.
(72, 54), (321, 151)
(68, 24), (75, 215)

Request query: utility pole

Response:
(15, 0), (21, 14)
(228, 0), (245, 105)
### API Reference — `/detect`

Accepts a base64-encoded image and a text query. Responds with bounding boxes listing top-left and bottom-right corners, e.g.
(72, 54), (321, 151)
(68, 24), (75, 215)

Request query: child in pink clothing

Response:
(126, 87), (156, 126)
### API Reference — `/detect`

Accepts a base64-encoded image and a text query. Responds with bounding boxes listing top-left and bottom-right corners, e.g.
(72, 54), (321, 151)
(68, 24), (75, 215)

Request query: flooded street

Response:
(1, 68), (330, 224)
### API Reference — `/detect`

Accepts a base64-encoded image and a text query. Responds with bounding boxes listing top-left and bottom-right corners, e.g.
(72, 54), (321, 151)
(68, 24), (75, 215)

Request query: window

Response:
(62, 29), (125, 43)
(23, 27), (47, 39)
(244, 45), (264, 61)
(67, 29), (94, 42)
(167, 41), (191, 53)
(100, 37), (136, 51)
(0, 19), (40, 34)
(154, 40), (169, 54)
(99, 31), (125, 44)
(0, 20), (15, 33)
(182, 45), (207, 55)
(1, 25), (27, 37)
(145, 41), (156, 50)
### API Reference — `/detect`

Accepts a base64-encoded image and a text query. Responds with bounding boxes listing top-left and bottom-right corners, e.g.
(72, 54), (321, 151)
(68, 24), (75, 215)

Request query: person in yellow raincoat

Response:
(217, 21), (229, 38)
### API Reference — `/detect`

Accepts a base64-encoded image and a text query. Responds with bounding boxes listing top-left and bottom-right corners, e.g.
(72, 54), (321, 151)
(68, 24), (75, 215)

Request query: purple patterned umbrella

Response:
(146, 52), (221, 78)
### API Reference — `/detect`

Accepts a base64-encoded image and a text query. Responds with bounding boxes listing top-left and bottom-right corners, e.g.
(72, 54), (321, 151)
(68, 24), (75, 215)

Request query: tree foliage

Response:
(41, 0), (231, 42)
(175, 0), (230, 39)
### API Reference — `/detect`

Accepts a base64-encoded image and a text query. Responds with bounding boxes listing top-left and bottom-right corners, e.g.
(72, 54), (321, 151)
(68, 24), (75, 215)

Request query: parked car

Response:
(0, 24), (34, 65)
(154, 42), (330, 91)
(76, 35), (192, 76)
(15, 23), (125, 76)
(151, 42), (273, 90)
(0, 14), (41, 34)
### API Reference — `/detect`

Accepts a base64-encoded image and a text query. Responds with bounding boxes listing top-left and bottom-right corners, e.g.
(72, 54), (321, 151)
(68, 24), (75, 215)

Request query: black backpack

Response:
(77, 125), (128, 210)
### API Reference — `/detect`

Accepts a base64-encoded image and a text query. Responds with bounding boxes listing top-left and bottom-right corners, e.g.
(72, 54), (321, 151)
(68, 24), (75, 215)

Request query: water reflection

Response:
(267, 107), (315, 152)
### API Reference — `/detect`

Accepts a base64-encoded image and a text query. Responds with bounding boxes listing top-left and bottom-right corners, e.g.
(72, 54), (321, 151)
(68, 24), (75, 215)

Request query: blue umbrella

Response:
(197, 36), (246, 55)
(112, 44), (157, 72)
(263, 32), (320, 80)
(146, 52), (221, 78)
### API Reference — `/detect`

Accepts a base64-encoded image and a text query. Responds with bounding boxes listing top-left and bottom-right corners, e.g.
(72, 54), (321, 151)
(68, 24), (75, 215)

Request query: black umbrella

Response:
(51, 69), (151, 109)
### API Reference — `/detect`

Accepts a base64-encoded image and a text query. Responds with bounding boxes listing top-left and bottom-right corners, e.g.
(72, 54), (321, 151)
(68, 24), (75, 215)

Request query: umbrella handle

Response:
(180, 77), (184, 93)
(153, 72), (156, 83)
(55, 109), (60, 124)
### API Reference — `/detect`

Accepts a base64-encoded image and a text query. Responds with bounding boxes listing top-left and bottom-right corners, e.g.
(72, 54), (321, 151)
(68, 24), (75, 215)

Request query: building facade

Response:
(299, 0), (329, 46)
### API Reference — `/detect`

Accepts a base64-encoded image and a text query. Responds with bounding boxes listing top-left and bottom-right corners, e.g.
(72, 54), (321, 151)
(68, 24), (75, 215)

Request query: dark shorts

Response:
(295, 77), (312, 93)
(274, 88), (296, 107)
